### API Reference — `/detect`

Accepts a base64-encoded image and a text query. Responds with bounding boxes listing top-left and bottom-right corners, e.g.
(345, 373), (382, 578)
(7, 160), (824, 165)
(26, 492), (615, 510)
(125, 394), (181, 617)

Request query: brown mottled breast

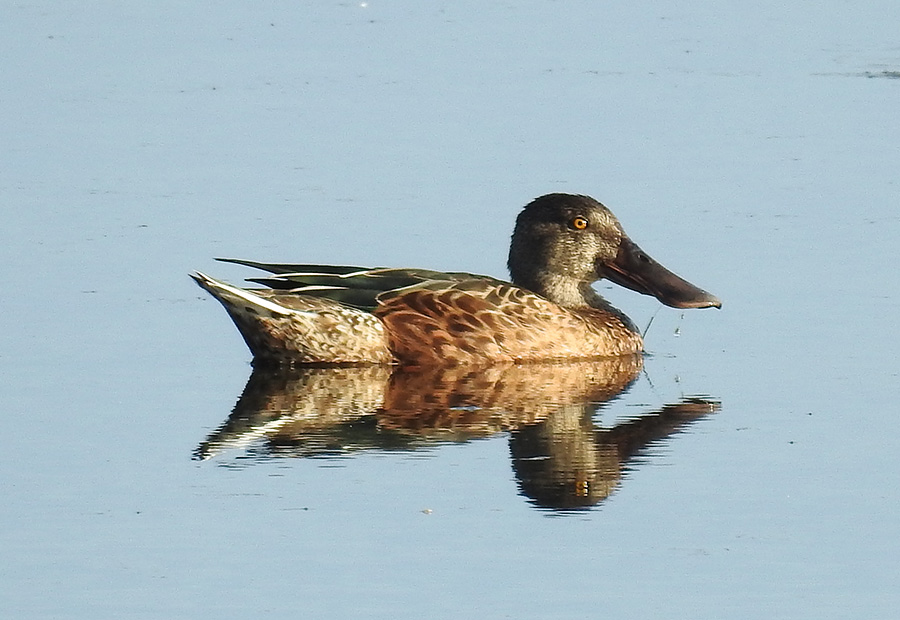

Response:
(373, 282), (642, 366)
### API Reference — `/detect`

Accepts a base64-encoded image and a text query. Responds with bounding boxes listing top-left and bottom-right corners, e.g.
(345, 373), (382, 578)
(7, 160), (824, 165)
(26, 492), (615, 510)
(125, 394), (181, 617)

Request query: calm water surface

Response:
(2, 2), (899, 619)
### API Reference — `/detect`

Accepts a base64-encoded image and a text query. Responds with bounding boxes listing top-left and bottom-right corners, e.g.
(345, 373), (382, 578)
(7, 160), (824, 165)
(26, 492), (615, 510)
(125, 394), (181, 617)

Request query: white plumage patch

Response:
(192, 272), (312, 317)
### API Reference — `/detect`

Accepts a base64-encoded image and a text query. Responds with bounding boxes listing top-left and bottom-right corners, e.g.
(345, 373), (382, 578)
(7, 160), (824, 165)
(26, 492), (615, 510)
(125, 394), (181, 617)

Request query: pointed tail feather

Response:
(190, 272), (300, 317)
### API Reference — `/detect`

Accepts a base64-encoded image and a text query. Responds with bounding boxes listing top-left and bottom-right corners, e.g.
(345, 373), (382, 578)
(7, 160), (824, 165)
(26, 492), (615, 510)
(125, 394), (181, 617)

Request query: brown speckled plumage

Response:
(374, 282), (641, 365)
(192, 193), (720, 366)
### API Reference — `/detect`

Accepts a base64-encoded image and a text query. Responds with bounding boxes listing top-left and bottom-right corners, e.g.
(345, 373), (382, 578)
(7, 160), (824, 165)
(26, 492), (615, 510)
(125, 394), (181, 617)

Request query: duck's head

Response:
(508, 193), (721, 310)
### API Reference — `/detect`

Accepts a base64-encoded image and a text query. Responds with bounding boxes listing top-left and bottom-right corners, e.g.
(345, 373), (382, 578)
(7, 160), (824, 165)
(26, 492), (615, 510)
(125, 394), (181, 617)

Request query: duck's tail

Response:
(191, 271), (298, 319)
(190, 272), (393, 365)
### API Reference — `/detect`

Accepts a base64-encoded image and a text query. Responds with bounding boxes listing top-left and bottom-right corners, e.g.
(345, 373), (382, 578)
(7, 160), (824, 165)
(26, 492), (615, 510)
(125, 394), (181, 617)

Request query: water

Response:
(2, 2), (899, 618)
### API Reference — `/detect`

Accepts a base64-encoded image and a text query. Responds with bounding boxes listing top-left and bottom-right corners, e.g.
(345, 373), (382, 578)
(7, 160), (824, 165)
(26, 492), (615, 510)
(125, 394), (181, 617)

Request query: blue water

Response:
(2, 2), (899, 618)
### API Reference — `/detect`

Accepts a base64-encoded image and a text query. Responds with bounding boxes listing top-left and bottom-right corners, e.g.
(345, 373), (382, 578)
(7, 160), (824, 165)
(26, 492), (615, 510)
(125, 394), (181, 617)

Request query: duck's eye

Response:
(570, 216), (589, 230)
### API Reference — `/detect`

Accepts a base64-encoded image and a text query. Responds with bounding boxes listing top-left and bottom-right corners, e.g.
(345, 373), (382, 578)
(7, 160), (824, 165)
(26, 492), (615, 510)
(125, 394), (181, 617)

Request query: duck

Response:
(191, 193), (720, 366)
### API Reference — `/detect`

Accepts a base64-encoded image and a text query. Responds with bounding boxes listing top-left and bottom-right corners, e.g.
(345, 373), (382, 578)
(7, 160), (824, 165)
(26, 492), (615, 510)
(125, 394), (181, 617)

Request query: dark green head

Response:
(508, 193), (721, 310)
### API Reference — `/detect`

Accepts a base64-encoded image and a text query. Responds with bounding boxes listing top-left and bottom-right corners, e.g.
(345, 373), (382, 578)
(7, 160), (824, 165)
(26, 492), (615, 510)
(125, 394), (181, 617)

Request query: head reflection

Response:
(510, 398), (719, 511)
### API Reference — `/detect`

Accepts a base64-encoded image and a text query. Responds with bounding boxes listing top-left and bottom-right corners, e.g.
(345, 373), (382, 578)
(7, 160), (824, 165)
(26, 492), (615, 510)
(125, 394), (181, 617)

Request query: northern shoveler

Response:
(191, 193), (720, 366)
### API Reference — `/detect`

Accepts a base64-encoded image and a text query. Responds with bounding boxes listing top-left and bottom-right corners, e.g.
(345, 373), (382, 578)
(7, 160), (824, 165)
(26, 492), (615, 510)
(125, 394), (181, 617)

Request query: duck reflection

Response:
(196, 357), (718, 511)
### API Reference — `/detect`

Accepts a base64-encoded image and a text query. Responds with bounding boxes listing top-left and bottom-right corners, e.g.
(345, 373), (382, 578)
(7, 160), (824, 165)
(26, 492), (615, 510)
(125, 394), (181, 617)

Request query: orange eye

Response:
(570, 216), (589, 230)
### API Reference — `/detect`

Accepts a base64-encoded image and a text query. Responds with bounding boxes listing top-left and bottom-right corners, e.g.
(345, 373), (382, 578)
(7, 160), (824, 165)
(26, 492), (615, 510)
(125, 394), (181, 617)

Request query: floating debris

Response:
(863, 70), (900, 79)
